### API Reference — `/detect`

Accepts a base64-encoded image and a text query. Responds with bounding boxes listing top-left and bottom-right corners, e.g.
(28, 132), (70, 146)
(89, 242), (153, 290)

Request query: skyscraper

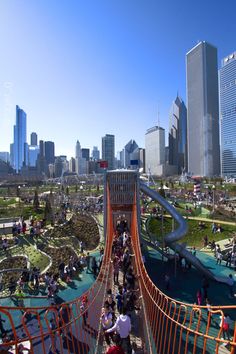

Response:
(45, 141), (55, 165)
(102, 134), (115, 170)
(168, 95), (187, 174)
(219, 52), (236, 177)
(75, 140), (86, 174)
(186, 41), (220, 176)
(13, 105), (27, 173)
(121, 140), (139, 169)
(30, 132), (38, 146)
(145, 126), (165, 175)
(82, 148), (90, 161)
(91, 146), (100, 160)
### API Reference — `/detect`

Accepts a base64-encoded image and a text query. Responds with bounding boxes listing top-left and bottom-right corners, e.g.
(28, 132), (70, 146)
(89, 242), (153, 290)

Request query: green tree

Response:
(44, 197), (52, 222)
(33, 189), (40, 211)
(66, 186), (70, 195)
(159, 187), (165, 199)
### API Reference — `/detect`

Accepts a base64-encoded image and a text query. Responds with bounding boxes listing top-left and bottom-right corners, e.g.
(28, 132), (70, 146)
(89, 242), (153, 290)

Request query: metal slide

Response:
(140, 182), (229, 284)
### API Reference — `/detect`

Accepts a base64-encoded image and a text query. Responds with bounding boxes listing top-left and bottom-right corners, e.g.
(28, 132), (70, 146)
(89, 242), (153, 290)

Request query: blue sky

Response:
(0, 0), (236, 158)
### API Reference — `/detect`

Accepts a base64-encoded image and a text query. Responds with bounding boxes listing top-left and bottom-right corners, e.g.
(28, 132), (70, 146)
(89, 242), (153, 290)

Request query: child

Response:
(80, 295), (88, 326)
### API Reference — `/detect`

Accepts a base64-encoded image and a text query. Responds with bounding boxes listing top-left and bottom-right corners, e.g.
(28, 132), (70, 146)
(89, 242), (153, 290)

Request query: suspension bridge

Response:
(0, 170), (236, 353)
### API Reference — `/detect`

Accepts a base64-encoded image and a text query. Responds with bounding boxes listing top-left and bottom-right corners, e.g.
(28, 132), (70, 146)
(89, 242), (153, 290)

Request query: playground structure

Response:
(0, 170), (235, 353)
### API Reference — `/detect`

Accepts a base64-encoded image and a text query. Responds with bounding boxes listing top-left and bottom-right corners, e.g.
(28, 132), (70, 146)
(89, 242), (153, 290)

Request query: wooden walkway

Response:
(100, 270), (145, 353)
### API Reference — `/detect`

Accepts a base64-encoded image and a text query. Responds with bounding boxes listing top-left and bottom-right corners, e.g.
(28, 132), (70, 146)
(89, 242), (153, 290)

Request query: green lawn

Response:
(0, 236), (50, 272)
(146, 216), (236, 248)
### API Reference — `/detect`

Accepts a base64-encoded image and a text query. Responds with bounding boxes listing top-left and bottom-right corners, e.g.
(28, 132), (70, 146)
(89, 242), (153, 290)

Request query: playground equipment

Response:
(0, 170), (235, 353)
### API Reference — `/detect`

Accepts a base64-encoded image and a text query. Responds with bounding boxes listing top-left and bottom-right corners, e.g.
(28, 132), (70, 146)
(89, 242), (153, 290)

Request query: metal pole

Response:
(172, 218), (177, 278)
(161, 207), (164, 262)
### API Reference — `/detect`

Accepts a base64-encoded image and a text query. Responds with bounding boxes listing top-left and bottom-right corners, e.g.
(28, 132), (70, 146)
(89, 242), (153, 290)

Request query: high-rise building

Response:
(28, 146), (39, 167)
(37, 140), (46, 174)
(69, 157), (76, 173)
(186, 41), (220, 176)
(91, 146), (100, 160)
(13, 105), (27, 173)
(145, 126), (165, 175)
(121, 140), (139, 169)
(45, 141), (55, 165)
(75, 140), (87, 174)
(219, 52), (236, 177)
(30, 132), (38, 146)
(0, 152), (10, 163)
(168, 95), (187, 174)
(82, 148), (90, 161)
(102, 134), (115, 170)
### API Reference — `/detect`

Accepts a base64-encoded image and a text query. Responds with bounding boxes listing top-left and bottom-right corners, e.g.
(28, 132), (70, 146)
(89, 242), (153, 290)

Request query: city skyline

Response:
(0, 1), (236, 159)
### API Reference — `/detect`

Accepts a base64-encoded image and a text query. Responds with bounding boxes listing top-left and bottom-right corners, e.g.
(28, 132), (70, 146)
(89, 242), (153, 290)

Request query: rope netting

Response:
(0, 182), (236, 354)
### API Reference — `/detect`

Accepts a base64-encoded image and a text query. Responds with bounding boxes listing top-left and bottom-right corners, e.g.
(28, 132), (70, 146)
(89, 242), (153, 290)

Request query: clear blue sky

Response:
(0, 0), (236, 158)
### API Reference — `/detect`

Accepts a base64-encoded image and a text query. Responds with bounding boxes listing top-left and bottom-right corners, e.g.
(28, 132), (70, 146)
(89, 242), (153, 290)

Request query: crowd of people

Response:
(99, 222), (142, 354)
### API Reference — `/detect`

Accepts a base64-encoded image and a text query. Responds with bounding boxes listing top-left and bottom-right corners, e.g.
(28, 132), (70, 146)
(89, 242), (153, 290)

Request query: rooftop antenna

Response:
(157, 102), (160, 128)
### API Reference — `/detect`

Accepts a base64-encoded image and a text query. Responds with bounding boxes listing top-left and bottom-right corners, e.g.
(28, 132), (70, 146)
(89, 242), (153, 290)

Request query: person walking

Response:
(228, 274), (234, 298)
(106, 334), (125, 354)
(106, 307), (132, 354)
(100, 305), (113, 346)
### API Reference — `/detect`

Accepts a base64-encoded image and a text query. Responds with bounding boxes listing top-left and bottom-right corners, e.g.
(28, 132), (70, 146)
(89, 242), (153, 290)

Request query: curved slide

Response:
(140, 182), (229, 285)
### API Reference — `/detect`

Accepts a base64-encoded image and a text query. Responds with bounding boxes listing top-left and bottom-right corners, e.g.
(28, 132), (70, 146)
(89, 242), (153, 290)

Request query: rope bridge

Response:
(0, 170), (235, 354)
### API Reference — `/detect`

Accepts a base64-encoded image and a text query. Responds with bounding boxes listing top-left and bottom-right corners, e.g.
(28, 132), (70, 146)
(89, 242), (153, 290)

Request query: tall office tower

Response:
(10, 143), (14, 167)
(186, 41), (220, 176)
(37, 140), (46, 174)
(145, 126), (165, 175)
(75, 140), (86, 174)
(219, 52), (236, 177)
(82, 148), (90, 161)
(0, 152), (10, 163)
(28, 146), (39, 167)
(69, 157), (76, 173)
(30, 132), (38, 146)
(92, 146), (100, 160)
(121, 140), (139, 168)
(13, 105), (27, 172)
(102, 134), (115, 170)
(168, 95), (187, 174)
(45, 141), (55, 165)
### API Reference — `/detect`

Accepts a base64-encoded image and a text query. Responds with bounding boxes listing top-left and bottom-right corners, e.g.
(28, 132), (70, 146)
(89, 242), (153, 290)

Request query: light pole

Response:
(161, 207), (164, 263)
(212, 185), (216, 213)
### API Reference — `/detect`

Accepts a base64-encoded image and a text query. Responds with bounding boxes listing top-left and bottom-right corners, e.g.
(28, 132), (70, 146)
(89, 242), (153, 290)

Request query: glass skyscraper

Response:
(186, 41), (220, 177)
(102, 134), (115, 170)
(168, 94), (187, 174)
(13, 105), (27, 173)
(219, 52), (236, 177)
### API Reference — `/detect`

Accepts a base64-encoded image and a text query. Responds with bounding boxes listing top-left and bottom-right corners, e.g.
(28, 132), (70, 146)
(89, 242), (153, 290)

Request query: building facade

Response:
(219, 52), (236, 177)
(145, 126), (165, 175)
(168, 95), (187, 174)
(30, 132), (38, 146)
(91, 146), (100, 161)
(186, 41), (220, 176)
(13, 105), (27, 173)
(102, 134), (115, 170)
(45, 141), (55, 165)
(0, 152), (10, 163)
(121, 140), (139, 169)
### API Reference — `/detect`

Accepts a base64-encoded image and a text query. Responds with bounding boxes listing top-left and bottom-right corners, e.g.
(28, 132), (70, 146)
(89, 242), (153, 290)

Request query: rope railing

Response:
(131, 191), (236, 354)
(0, 176), (236, 354)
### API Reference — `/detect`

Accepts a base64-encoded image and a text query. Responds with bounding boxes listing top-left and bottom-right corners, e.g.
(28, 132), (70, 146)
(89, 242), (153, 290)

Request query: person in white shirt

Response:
(106, 307), (132, 354)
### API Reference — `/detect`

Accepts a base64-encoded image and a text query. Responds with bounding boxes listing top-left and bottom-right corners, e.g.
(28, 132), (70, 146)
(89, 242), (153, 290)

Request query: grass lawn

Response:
(1, 236), (50, 272)
(146, 216), (236, 249)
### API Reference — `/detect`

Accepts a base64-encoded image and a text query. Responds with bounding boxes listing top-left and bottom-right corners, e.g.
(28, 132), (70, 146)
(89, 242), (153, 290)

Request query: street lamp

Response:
(212, 185), (216, 213)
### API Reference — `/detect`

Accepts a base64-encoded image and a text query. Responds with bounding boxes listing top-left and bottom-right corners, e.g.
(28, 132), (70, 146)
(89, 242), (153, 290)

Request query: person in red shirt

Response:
(106, 334), (125, 354)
